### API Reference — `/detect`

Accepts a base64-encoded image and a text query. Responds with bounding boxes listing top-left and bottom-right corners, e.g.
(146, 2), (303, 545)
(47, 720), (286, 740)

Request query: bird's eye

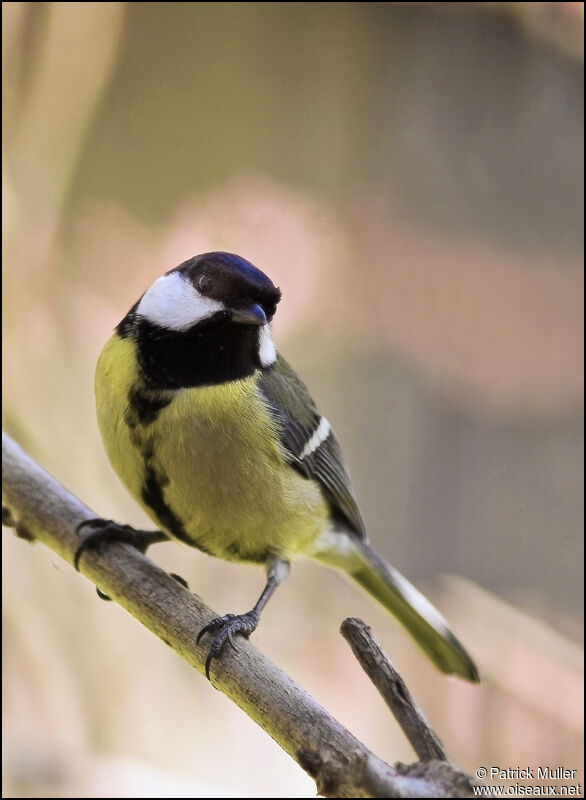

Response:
(197, 273), (214, 295)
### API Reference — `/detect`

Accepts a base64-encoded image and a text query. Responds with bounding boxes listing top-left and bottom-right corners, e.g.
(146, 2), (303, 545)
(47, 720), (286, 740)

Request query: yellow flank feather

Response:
(95, 333), (329, 563)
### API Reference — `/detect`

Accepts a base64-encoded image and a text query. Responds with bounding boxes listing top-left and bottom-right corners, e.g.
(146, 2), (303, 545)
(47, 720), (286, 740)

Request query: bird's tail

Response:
(313, 534), (479, 682)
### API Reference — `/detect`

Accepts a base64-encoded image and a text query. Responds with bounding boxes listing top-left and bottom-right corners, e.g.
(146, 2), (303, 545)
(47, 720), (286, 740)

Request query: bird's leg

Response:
(197, 556), (290, 679)
(74, 518), (169, 571)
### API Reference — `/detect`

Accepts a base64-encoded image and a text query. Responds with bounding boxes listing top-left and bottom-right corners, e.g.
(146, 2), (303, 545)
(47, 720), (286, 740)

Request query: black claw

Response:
(96, 587), (112, 601)
(196, 613), (236, 644)
(204, 652), (215, 681)
(197, 611), (259, 679)
(170, 573), (189, 589)
(74, 519), (119, 570)
(74, 519), (166, 570)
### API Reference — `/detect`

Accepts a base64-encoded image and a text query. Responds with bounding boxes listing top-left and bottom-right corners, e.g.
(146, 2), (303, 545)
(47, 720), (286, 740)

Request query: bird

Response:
(76, 251), (479, 682)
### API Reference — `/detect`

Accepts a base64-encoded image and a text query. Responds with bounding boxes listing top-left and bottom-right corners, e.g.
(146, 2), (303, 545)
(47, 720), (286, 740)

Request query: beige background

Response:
(3, 3), (583, 797)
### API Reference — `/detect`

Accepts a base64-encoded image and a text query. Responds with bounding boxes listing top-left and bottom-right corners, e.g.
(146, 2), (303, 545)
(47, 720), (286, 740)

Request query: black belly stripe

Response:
(140, 463), (203, 548)
(136, 447), (264, 562)
(126, 384), (173, 427)
(123, 386), (212, 555)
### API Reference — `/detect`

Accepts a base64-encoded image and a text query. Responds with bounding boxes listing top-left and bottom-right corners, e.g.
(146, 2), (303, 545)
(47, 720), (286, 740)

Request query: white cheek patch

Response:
(258, 324), (277, 367)
(300, 416), (331, 460)
(137, 272), (225, 331)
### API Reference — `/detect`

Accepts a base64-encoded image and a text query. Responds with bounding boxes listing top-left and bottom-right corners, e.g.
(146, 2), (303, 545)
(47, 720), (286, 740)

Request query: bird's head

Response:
(119, 252), (282, 388)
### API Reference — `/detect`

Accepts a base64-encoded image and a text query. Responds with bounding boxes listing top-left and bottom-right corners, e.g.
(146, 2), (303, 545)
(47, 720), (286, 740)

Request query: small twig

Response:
(341, 617), (448, 762)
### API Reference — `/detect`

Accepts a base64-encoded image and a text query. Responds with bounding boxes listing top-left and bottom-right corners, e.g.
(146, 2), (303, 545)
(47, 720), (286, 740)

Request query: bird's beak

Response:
(230, 303), (267, 327)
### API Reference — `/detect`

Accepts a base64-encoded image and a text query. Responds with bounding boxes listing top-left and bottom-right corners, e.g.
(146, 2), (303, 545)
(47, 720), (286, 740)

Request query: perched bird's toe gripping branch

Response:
(197, 556), (290, 679)
(197, 612), (260, 678)
(74, 518), (168, 571)
(75, 515), (291, 677)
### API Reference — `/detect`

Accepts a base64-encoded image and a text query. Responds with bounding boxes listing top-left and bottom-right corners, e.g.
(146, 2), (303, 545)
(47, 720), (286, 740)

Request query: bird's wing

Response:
(258, 355), (367, 540)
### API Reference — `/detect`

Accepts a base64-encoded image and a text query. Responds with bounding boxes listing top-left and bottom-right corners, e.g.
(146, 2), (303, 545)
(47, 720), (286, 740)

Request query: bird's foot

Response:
(74, 518), (166, 571)
(196, 611), (259, 679)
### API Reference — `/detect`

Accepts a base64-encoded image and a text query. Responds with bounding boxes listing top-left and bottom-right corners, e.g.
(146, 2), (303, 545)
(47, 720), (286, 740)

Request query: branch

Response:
(341, 618), (447, 761)
(2, 431), (476, 798)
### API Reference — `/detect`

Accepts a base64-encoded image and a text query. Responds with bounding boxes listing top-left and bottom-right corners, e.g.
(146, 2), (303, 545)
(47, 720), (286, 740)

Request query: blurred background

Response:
(2, 2), (583, 797)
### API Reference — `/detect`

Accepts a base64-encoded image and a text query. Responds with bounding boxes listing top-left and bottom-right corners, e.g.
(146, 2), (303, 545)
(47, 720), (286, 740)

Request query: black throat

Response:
(128, 316), (263, 390)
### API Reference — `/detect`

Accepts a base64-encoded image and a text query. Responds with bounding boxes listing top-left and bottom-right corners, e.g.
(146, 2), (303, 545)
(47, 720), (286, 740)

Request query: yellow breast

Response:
(95, 334), (328, 563)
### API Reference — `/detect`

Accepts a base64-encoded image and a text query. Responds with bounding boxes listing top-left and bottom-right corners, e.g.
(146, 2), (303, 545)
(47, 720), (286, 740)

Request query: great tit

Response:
(77, 251), (479, 682)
